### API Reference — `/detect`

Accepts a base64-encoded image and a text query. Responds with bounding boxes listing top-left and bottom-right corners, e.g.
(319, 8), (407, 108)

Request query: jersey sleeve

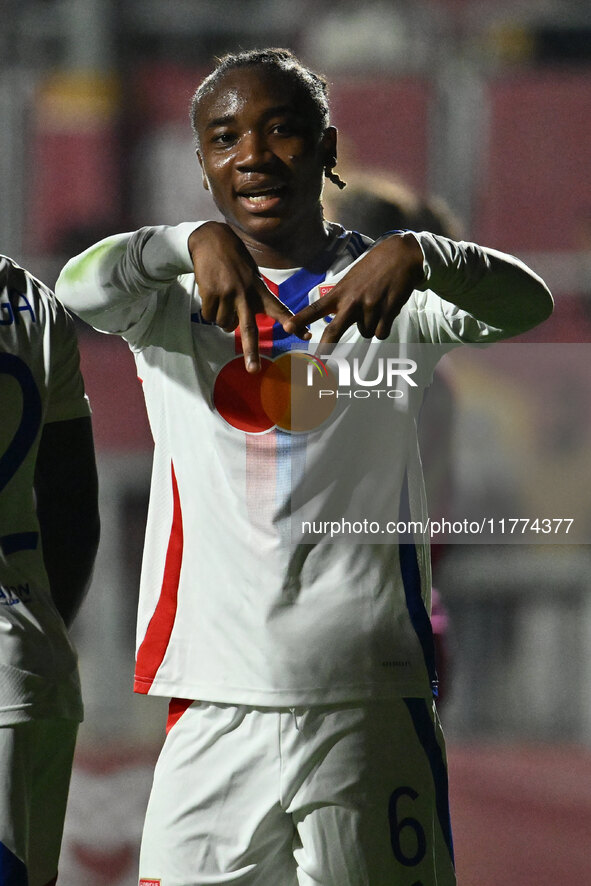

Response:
(405, 231), (553, 344)
(55, 222), (200, 347)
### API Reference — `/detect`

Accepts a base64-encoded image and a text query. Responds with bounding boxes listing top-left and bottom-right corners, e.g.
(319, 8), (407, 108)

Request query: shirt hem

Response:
(133, 676), (433, 706)
(0, 705), (84, 726)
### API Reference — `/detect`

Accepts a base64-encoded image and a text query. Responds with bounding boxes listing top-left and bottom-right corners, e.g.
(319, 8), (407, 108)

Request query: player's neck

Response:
(236, 218), (331, 270)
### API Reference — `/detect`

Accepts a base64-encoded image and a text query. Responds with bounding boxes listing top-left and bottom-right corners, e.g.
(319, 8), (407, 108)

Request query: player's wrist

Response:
(394, 232), (426, 288)
(188, 221), (236, 262)
(375, 231), (426, 290)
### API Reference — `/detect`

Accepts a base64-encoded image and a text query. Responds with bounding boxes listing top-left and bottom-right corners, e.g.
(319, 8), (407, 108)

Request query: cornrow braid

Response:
(325, 167), (347, 190)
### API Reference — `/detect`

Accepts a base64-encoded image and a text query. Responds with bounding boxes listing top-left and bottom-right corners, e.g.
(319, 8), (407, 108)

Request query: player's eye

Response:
(269, 121), (299, 137)
(211, 131), (236, 146)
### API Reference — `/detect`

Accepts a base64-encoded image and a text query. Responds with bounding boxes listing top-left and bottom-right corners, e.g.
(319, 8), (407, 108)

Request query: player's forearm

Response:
(34, 417), (100, 627)
(413, 232), (553, 336)
(56, 222), (200, 325)
(40, 511), (100, 627)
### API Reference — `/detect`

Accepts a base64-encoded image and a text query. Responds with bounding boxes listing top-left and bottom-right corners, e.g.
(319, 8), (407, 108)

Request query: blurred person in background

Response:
(322, 169), (464, 243)
(327, 169), (463, 704)
(56, 48), (552, 886)
(325, 169), (462, 549)
(0, 256), (99, 885)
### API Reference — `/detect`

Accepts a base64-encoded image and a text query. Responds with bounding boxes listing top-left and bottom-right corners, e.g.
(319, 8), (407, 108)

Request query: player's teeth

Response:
(248, 194), (271, 203)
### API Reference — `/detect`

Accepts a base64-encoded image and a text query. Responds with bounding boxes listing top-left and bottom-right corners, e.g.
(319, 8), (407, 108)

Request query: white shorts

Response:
(139, 697), (455, 886)
(0, 718), (78, 886)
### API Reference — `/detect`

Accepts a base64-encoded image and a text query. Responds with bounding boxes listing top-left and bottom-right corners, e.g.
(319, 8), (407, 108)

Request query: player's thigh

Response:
(27, 719), (78, 886)
(0, 719), (77, 886)
(292, 698), (456, 886)
(139, 702), (298, 886)
(0, 723), (31, 882)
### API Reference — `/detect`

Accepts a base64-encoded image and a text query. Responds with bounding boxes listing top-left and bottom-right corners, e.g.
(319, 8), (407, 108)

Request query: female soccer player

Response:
(56, 48), (552, 886)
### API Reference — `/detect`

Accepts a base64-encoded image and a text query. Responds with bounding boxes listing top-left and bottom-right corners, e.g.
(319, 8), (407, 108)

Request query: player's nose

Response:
(235, 131), (273, 169)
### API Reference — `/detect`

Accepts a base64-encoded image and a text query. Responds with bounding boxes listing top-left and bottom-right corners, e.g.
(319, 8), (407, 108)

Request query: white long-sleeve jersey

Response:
(56, 223), (551, 705)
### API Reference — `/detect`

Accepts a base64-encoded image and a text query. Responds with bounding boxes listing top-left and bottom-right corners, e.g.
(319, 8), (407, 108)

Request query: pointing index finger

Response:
(235, 299), (261, 374)
(284, 290), (338, 338)
(259, 282), (312, 341)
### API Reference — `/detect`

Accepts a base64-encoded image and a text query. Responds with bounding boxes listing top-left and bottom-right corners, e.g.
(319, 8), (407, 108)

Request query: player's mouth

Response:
(236, 186), (287, 213)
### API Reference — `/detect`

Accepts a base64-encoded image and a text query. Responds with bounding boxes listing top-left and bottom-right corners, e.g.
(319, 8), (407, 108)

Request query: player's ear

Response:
(196, 150), (210, 191)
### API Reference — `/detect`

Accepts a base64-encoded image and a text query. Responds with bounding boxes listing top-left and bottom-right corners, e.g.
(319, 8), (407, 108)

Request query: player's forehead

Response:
(195, 66), (313, 134)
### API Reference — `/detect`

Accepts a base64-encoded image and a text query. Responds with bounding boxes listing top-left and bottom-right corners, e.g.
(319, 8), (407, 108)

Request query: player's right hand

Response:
(284, 232), (424, 345)
(188, 222), (310, 373)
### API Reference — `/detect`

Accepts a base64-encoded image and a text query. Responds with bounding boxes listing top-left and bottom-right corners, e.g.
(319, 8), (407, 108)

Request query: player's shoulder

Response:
(327, 222), (373, 252)
(0, 253), (50, 293)
(324, 223), (374, 278)
(0, 254), (74, 328)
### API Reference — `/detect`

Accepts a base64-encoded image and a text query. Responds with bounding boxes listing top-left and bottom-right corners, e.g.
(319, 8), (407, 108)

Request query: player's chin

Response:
(238, 214), (291, 243)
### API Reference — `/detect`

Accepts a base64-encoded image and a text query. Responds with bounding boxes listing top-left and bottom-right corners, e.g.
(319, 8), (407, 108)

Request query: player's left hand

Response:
(285, 232), (425, 344)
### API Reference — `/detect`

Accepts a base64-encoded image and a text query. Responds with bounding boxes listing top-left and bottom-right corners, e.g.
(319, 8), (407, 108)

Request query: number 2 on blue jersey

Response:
(0, 354), (42, 555)
(0, 353), (42, 493)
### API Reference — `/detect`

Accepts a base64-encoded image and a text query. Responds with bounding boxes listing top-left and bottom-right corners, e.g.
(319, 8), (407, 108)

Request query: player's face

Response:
(195, 67), (335, 260)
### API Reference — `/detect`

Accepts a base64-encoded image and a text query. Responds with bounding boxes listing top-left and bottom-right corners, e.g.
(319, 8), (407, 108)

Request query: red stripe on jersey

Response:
(233, 276), (278, 358)
(166, 697), (193, 734)
(261, 277), (279, 296)
(134, 463), (184, 693)
(234, 313), (275, 356)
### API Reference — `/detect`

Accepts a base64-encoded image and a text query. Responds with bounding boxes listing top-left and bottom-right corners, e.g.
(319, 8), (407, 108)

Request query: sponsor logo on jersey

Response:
(0, 583), (32, 605)
(381, 659), (411, 668)
(0, 290), (36, 325)
(318, 285), (335, 322)
(213, 352), (338, 433)
(140, 880), (161, 885)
